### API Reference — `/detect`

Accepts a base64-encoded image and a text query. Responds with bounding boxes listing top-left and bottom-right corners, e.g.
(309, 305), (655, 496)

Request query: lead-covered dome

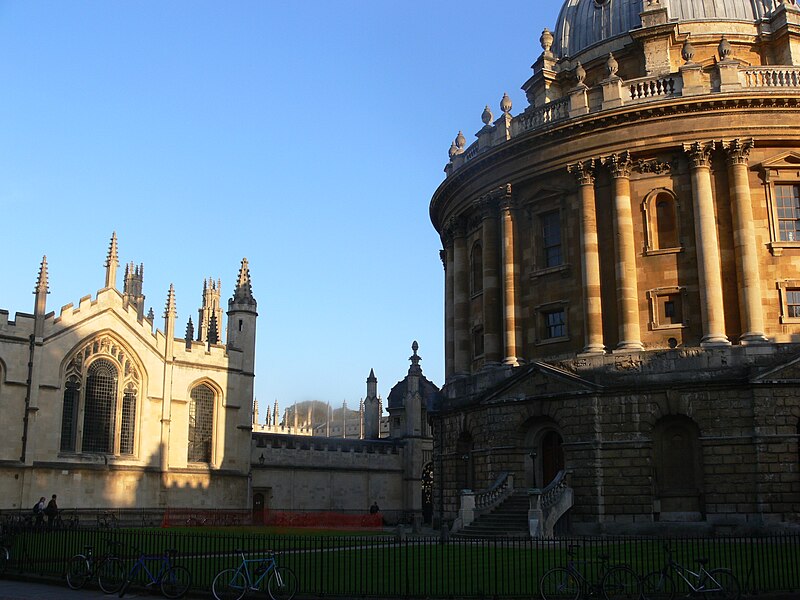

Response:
(553, 0), (780, 59)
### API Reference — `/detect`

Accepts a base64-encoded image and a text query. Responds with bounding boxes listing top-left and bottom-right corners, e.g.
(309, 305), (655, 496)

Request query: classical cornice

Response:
(430, 93), (800, 231)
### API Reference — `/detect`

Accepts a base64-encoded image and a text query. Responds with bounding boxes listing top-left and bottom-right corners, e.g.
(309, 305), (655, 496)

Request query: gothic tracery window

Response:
(59, 336), (140, 456)
(188, 383), (214, 464)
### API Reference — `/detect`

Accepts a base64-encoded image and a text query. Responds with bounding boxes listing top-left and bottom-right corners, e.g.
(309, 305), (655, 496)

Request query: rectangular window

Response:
(775, 184), (800, 242)
(541, 211), (562, 268)
(661, 295), (682, 325)
(788, 290), (800, 318)
(543, 309), (566, 339)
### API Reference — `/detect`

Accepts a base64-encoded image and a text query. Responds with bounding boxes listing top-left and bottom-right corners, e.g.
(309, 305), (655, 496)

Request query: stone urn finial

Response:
(481, 105), (493, 125)
(500, 92), (512, 115)
(606, 52), (618, 78)
(455, 130), (466, 150)
(448, 140), (458, 159)
(718, 37), (732, 60)
(682, 37), (695, 63)
(575, 61), (586, 85)
(540, 28), (554, 55)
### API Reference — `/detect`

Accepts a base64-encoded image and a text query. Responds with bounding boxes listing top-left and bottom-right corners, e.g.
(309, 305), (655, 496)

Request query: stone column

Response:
(499, 193), (521, 365)
(723, 138), (767, 343)
(452, 219), (471, 374)
(479, 197), (503, 364)
(606, 152), (644, 351)
(684, 141), (730, 346)
(442, 240), (455, 379)
(569, 159), (605, 354)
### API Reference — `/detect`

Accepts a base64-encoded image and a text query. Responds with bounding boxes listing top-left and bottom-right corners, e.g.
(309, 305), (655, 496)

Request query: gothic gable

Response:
(481, 361), (598, 405)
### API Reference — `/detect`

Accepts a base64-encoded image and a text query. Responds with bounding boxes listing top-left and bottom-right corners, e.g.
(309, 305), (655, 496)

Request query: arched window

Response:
(470, 242), (483, 294)
(643, 189), (681, 252)
(59, 336), (140, 456)
(188, 383), (214, 463)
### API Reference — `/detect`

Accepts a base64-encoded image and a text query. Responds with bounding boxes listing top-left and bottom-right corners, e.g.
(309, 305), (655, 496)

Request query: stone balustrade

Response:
(628, 74), (680, 103)
(740, 66), (800, 88)
(514, 97), (570, 136)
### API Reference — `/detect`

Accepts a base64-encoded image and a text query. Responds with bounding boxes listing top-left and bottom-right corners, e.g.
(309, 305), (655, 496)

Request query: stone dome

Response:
(552, 0), (780, 59)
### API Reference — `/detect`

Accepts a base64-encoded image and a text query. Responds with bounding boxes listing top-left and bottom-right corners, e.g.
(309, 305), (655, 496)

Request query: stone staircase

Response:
(453, 490), (530, 538)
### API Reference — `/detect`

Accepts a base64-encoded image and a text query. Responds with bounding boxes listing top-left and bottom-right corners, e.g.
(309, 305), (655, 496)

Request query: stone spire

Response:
(163, 284), (177, 358)
(34, 256), (49, 336)
(198, 277), (224, 343)
(104, 232), (119, 289)
(185, 317), (194, 349)
(164, 284), (177, 319)
(123, 261), (146, 320)
(207, 313), (219, 346)
(252, 398), (259, 427)
(273, 399), (279, 426)
(231, 258), (256, 307)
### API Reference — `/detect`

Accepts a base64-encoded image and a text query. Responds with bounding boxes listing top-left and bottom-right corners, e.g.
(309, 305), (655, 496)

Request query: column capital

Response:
(568, 159), (597, 186)
(604, 151), (633, 179)
(444, 216), (467, 240)
(722, 138), (754, 166)
(683, 141), (715, 169)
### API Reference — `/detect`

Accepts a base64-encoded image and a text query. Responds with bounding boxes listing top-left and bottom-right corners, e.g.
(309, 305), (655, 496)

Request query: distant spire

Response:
(273, 399), (279, 426)
(252, 397), (259, 426)
(35, 256), (49, 295)
(231, 258), (256, 306)
(164, 284), (176, 319)
(367, 368), (377, 382)
(105, 232), (119, 289)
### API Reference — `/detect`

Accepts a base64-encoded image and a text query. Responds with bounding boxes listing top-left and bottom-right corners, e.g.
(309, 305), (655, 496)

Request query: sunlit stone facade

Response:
(430, 0), (800, 534)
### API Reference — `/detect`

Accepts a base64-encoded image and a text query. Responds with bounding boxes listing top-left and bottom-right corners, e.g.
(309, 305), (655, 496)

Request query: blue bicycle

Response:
(211, 549), (297, 600)
(118, 548), (191, 599)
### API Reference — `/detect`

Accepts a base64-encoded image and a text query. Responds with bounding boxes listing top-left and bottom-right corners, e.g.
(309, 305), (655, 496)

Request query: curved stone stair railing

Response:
(528, 470), (573, 538)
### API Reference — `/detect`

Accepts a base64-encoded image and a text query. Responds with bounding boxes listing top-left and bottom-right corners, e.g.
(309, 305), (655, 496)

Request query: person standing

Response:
(44, 495), (58, 530)
(33, 497), (45, 529)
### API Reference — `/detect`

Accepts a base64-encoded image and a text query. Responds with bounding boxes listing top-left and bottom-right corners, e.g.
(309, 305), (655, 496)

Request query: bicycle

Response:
(641, 544), (741, 600)
(66, 541), (126, 593)
(539, 544), (641, 600)
(118, 548), (191, 599)
(0, 536), (9, 576)
(211, 549), (298, 600)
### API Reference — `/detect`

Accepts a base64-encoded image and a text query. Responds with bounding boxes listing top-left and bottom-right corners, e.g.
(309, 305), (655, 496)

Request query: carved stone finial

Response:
(682, 37), (695, 63)
(448, 141), (458, 159)
(164, 284), (176, 319)
(231, 258), (256, 306)
(35, 256), (49, 294)
(575, 62), (586, 85)
(500, 92), (512, 115)
(718, 37), (732, 60)
(540, 28), (553, 55)
(455, 131), (466, 150)
(606, 53), (618, 78)
(481, 105), (493, 125)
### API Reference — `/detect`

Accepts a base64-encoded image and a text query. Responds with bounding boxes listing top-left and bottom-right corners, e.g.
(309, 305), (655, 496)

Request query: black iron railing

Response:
(1, 527), (798, 598)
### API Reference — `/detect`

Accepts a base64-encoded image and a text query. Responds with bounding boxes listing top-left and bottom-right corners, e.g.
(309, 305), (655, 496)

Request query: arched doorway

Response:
(523, 422), (564, 489)
(653, 416), (704, 521)
(421, 462), (434, 524)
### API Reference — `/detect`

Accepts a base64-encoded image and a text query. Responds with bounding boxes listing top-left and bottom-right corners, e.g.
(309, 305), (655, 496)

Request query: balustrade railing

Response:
(474, 471), (513, 512)
(740, 66), (800, 88)
(514, 97), (569, 135)
(628, 74), (679, 102)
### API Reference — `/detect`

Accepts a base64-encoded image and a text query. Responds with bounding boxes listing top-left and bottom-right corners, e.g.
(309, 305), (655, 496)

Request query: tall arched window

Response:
(59, 336), (140, 456)
(643, 189), (681, 252)
(470, 242), (483, 294)
(188, 383), (214, 464)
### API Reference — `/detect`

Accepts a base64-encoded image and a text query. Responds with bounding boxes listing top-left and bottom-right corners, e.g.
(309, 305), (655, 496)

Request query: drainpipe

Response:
(20, 334), (35, 463)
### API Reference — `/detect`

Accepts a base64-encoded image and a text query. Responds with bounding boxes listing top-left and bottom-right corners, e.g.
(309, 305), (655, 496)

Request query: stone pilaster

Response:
(452, 219), (471, 374)
(499, 193), (520, 366)
(684, 141), (730, 346)
(442, 227), (455, 379)
(723, 139), (767, 343)
(606, 152), (644, 351)
(569, 159), (605, 354)
(478, 194), (503, 365)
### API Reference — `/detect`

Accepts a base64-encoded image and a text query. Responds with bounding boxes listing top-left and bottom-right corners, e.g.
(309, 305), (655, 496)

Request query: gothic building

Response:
(0, 233), (257, 510)
(430, 0), (800, 534)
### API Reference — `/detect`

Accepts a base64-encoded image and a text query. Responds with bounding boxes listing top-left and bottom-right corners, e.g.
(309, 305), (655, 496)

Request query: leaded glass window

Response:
(60, 377), (81, 452)
(543, 309), (566, 339)
(120, 384), (137, 455)
(83, 359), (118, 453)
(188, 384), (214, 463)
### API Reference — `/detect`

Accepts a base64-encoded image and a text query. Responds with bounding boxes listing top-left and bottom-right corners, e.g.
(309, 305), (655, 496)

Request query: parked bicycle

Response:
(539, 544), (641, 600)
(118, 548), (191, 599)
(211, 549), (298, 600)
(0, 536), (10, 576)
(66, 541), (125, 593)
(641, 543), (740, 600)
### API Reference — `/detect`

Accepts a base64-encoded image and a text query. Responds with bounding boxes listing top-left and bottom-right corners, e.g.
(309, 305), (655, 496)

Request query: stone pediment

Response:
(753, 354), (800, 383)
(757, 151), (800, 172)
(481, 361), (598, 404)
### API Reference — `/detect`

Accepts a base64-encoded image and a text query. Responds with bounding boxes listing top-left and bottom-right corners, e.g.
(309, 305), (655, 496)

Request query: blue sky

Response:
(0, 1), (563, 416)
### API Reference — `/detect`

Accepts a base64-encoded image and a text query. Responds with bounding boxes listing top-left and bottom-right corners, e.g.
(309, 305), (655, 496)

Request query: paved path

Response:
(0, 579), (158, 599)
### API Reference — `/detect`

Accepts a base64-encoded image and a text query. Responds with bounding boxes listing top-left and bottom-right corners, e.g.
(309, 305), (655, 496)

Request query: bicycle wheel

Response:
(266, 567), (298, 600)
(66, 555), (90, 590)
(118, 576), (132, 598)
(98, 557), (126, 594)
(161, 565), (192, 599)
(708, 568), (741, 600)
(641, 571), (675, 600)
(540, 567), (581, 600)
(601, 565), (641, 600)
(0, 546), (9, 576)
(212, 568), (247, 600)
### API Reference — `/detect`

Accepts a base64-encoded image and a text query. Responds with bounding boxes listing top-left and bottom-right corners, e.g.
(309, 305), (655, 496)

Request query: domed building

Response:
(430, 0), (800, 535)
